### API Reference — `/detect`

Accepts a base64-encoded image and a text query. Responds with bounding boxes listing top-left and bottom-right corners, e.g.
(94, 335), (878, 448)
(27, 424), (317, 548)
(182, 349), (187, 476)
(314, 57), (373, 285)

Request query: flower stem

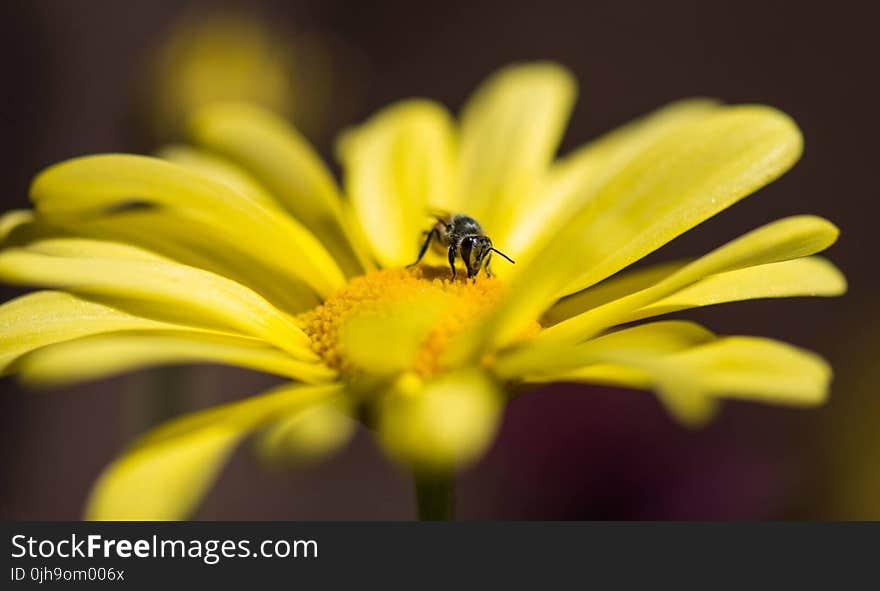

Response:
(414, 472), (455, 521)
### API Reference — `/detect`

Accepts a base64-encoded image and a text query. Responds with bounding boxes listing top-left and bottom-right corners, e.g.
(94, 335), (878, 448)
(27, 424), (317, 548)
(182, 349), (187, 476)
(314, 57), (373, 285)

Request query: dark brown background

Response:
(1, 0), (877, 519)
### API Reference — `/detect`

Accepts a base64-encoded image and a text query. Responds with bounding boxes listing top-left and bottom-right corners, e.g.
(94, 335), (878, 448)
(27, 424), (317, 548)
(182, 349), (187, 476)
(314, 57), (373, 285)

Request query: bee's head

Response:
(460, 235), (494, 278)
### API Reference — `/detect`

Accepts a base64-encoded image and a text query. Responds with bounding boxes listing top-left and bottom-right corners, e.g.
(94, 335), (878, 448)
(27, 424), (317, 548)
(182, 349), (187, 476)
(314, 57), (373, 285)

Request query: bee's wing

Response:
(428, 208), (453, 223)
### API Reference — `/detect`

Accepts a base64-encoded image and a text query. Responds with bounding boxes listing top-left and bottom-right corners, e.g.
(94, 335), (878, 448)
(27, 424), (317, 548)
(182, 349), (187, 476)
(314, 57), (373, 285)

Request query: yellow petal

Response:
(506, 98), (721, 256)
(544, 260), (687, 325)
(628, 256), (846, 322)
(653, 388), (722, 428)
(15, 330), (336, 387)
(541, 216), (839, 343)
(545, 256), (844, 327)
(255, 398), (355, 466)
(338, 100), (456, 266)
(455, 62), (576, 239)
(525, 363), (652, 388)
(86, 382), (341, 520)
(0, 238), (313, 357)
(67, 208), (319, 313)
(16, 236), (170, 261)
(560, 104), (805, 294)
(22, 151), (309, 310)
(0, 209), (35, 242)
(377, 369), (501, 472)
(30, 154), (343, 298)
(495, 320), (715, 380)
(528, 360), (719, 427)
(0, 210), (71, 252)
(653, 337), (831, 426)
(510, 325), (830, 428)
(3, 203), (308, 312)
(477, 105), (805, 352)
(190, 102), (372, 276)
(0, 291), (183, 372)
(665, 337), (831, 406)
(157, 144), (276, 206)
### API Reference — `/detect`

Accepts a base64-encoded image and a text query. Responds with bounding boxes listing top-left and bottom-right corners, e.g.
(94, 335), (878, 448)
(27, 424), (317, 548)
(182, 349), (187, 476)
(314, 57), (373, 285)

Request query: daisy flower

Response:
(0, 63), (845, 520)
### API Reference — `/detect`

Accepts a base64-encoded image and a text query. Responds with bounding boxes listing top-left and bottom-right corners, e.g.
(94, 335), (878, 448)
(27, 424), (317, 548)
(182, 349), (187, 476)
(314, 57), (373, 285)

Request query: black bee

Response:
(409, 213), (515, 279)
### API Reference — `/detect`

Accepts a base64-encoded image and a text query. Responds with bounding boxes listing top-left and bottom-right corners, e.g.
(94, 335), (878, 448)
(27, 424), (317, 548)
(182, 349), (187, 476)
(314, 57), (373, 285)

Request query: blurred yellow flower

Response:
(144, 10), (360, 142)
(0, 63), (845, 520)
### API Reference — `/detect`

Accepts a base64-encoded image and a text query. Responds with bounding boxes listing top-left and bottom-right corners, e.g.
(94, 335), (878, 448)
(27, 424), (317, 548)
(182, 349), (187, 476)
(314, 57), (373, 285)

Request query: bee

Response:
(409, 213), (515, 279)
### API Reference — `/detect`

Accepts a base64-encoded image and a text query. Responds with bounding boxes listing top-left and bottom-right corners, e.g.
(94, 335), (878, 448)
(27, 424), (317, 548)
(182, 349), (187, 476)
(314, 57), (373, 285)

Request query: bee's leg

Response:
(447, 244), (457, 280)
(408, 228), (437, 267)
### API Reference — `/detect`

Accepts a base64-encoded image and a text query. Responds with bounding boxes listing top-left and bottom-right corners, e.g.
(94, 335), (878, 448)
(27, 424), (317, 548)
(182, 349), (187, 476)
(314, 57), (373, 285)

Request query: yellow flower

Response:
(0, 63), (845, 520)
(146, 11), (296, 142)
(144, 10), (359, 143)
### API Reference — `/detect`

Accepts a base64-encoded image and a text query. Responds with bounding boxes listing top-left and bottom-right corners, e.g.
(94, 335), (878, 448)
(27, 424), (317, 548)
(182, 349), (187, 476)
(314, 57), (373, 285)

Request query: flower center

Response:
(297, 266), (511, 377)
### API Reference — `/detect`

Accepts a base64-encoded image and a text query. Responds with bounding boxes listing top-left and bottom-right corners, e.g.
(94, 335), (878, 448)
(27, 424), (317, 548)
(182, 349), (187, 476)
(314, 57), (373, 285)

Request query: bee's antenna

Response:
(490, 248), (515, 264)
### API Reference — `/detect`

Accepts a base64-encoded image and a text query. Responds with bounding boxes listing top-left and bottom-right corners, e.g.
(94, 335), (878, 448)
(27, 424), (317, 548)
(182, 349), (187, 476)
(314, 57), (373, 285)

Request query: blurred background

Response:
(1, 0), (877, 520)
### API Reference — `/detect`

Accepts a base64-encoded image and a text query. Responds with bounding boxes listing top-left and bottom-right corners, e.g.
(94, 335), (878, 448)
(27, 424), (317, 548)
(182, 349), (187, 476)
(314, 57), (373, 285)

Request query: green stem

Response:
(414, 472), (455, 520)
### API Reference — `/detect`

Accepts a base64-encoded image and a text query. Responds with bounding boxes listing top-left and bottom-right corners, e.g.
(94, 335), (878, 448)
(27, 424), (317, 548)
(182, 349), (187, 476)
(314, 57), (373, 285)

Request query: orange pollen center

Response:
(297, 266), (525, 377)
